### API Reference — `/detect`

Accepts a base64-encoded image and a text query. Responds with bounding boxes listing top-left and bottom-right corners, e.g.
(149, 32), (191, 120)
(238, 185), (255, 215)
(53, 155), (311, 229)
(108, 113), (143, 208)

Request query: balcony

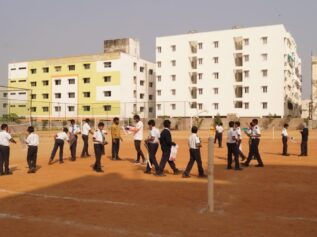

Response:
(189, 41), (197, 54)
(234, 53), (243, 67)
(234, 70), (243, 82)
(189, 56), (197, 69)
(190, 87), (197, 99)
(234, 37), (243, 50)
(189, 72), (197, 84)
(234, 86), (243, 98)
(234, 101), (243, 109)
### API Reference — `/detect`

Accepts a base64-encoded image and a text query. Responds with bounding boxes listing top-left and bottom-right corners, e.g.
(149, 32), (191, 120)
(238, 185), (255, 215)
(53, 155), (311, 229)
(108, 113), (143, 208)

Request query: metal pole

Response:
(208, 137), (214, 213)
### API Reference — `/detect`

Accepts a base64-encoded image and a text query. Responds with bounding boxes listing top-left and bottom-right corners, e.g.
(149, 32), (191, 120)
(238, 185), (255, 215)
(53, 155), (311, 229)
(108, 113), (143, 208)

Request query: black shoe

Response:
(27, 169), (33, 174)
(241, 157), (247, 161)
(174, 169), (181, 175)
(48, 159), (53, 165)
(155, 172), (166, 177)
(70, 158), (76, 161)
(227, 166), (232, 170)
(255, 164), (264, 168)
(5, 171), (13, 175)
(182, 173), (190, 178)
(144, 170), (151, 174)
(282, 154), (290, 156)
(199, 174), (208, 178)
(235, 167), (243, 171)
(0, 172), (4, 176)
(96, 169), (104, 173)
(59, 160), (64, 164)
(241, 162), (249, 167)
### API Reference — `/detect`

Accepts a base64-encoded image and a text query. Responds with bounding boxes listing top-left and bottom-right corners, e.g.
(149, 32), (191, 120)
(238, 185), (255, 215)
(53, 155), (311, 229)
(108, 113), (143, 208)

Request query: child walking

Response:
(93, 122), (107, 172)
(48, 127), (69, 165)
(0, 124), (16, 176)
(25, 126), (39, 173)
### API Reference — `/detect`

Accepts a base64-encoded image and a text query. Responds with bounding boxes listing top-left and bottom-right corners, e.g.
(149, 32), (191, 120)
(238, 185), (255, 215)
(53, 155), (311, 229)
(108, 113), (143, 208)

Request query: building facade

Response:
(155, 24), (302, 118)
(7, 39), (156, 120)
(312, 56), (317, 120)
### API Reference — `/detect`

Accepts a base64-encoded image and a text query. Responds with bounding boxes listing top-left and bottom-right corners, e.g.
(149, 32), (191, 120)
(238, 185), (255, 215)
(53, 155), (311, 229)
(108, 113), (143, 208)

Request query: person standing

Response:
(242, 119), (264, 167)
(111, 117), (122, 160)
(281, 123), (290, 156)
(69, 119), (81, 161)
(0, 124), (16, 176)
(235, 121), (247, 161)
(183, 126), (207, 178)
(227, 121), (242, 171)
(132, 115), (146, 164)
(157, 120), (180, 176)
(144, 120), (160, 174)
(48, 127), (69, 165)
(216, 123), (224, 148)
(93, 122), (107, 172)
(81, 119), (93, 158)
(299, 123), (309, 156)
(25, 126), (39, 173)
(214, 123), (219, 144)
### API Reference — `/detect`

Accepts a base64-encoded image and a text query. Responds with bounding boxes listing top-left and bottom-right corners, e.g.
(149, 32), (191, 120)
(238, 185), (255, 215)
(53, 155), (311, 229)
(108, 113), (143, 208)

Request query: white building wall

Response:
(8, 62), (28, 79)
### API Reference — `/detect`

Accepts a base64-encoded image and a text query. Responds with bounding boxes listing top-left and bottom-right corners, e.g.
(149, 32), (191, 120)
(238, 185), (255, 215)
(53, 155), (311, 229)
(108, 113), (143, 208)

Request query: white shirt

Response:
(0, 130), (12, 146)
(26, 133), (39, 146)
(82, 122), (91, 135)
(69, 124), (81, 134)
(56, 132), (69, 141)
(93, 129), (105, 144)
(149, 127), (160, 144)
(188, 133), (200, 149)
(236, 127), (242, 139)
(282, 128), (288, 137)
(216, 126), (224, 133)
(134, 121), (144, 140)
(252, 125), (261, 138)
(227, 128), (237, 144)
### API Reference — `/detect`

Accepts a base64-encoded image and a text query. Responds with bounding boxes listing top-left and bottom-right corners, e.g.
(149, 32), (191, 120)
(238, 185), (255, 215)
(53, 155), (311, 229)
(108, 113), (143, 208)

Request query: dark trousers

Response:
(245, 139), (263, 165)
(0, 145), (10, 174)
(227, 143), (240, 169)
(134, 140), (145, 162)
(81, 135), (89, 156)
(184, 148), (204, 176)
(50, 139), (64, 162)
(27, 146), (38, 170)
(94, 144), (103, 170)
(282, 136), (288, 155)
(217, 133), (223, 147)
(146, 143), (160, 172)
(301, 141), (308, 155)
(112, 138), (120, 159)
(237, 140), (246, 159)
(70, 135), (77, 160)
(159, 149), (178, 173)
(214, 132), (218, 144)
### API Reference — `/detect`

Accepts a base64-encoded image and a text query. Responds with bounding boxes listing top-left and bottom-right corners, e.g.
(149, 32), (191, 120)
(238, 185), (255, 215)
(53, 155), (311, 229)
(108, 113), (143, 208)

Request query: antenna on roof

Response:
(188, 30), (198, 34)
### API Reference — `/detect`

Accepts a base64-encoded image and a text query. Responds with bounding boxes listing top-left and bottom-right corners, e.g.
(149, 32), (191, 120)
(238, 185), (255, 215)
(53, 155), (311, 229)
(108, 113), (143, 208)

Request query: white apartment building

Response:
(155, 24), (302, 118)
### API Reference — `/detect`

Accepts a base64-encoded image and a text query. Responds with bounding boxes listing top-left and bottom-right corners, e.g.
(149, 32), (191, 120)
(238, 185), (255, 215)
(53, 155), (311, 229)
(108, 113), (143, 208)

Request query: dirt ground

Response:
(0, 128), (316, 237)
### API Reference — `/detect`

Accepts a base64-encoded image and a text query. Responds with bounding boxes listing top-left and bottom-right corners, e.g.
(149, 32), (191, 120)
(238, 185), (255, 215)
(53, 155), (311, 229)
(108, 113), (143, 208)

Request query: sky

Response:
(0, 0), (316, 99)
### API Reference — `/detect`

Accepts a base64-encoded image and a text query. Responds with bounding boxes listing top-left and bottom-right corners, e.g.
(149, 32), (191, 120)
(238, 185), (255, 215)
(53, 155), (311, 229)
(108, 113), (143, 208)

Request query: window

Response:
(31, 94), (36, 99)
(104, 76), (111, 82)
(213, 72), (219, 79)
(55, 66), (62, 72)
(83, 106), (90, 112)
(140, 67), (144, 72)
(3, 93), (7, 97)
(133, 76), (137, 84)
(10, 80), (16, 83)
(54, 106), (61, 112)
(213, 88), (218, 94)
(157, 75), (161, 82)
(262, 69), (268, 77)
(149, 82), (153, 87)
(10, 92), (16, 95)
(171, 75), (176, 81)
(171, 45), (176, 51)
(83, 63), (91, 69)
(31, 107), (36, 112)
(19, 67), (26, 70)
(157, 104), (161, 110)
(18, 80), (26, 82)
(198, 73), (203, 80)
(68, 78), (75, 84)
(68, 65), (75, 71)
(191, 102), (197, 109)
(149, 107), (153, 113)
(244, 70), (249, 78)
(68, 92), (75, 98)
(104, 91), (112, 97)
(104, 105), (111, 111)
(198, 103), (203, 110)
(43, 80), (49, 86)
(43, 67), (49, 73)
(55, 79), (61, 85)
(157, 47), (162, 53)
(171, 89), (176, 95)
(261, 54), (268, 61)
(244, 102), (249, 109)
(244, 87), (249, 93)
(261, 37), (268, 44)
(104, 62), (112, 68)
(42, 107), (49, 112)
(140, 107), (144, 112)
(213, 41), (219, 48)
(10, 68), (16, 71)
(213, 57), (219, 64)
(18, 105), (26, 108)
(149, 69), (154, 75)
(55, 93), (61, 99)
(68, 106), (75, 112)
(244, 55), (249, 62)
(31, 81), (37, 87)
(198, 88), (203, 95)
(140, 80), (145, 86)
(157, 90), (161, 96)
(140, 93), (144, 99)
(157, 61), (161, 68)
(133, 62), (137, 70)
(3, 103), (7, 108)
(198, 58), (203, 65)
(133, 90), (137, 98)
(244, 38), (249, 46)
(171, 60), (176, 66)
(262, 102), (268, 109)
(83, 92), (91, 98)
(169, 103), (176, 110)
(31, 69), (37, 74)
(42, 93), (49, 99)
(262, 86), (268, 93)
(83, 77), (90, 83)
(149, 95), (153, 100)
(213, 103), (219, 110)
(198, 42), (203, 49)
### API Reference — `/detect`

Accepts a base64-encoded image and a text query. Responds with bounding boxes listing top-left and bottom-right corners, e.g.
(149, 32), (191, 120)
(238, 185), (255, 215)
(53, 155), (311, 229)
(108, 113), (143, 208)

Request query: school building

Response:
(311, 56), (317, 120)
(155, 24), (302, 118)
(6, 38), (156, 120)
